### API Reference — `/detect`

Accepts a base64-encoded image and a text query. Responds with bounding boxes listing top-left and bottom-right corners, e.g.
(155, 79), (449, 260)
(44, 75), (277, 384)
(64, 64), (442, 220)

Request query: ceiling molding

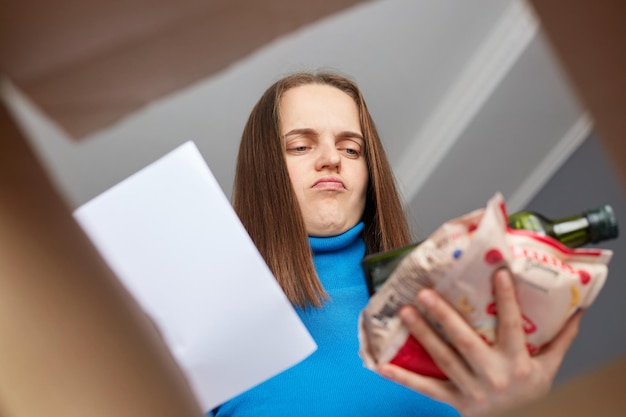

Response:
(506, 114), (592, 212)
(395, 0), (538, 201)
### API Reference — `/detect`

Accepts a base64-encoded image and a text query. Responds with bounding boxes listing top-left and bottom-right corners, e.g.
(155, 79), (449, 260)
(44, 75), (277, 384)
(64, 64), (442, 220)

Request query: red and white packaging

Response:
(358, 193), (613, 379)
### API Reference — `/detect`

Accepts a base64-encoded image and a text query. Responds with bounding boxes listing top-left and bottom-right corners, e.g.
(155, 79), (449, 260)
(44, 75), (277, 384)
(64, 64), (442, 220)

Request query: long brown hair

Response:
(233, 71), (411, 308)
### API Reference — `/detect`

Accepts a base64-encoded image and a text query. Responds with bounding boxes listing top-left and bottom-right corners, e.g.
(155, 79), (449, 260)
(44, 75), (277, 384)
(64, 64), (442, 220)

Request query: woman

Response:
(213, 71), (581, 416)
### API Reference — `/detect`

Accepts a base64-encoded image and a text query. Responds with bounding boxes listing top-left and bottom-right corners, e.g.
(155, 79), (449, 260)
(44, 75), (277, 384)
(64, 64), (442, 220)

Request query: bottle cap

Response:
(586, 205), (619, 243)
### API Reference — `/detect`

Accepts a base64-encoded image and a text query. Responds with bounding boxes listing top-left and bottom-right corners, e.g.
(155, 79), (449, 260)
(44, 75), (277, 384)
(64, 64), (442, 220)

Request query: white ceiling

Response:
(5, 0), (587, 239)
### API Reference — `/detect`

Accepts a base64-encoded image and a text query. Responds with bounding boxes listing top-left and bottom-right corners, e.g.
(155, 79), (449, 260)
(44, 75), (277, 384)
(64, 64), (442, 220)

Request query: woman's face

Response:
(280, 84), (368, 237)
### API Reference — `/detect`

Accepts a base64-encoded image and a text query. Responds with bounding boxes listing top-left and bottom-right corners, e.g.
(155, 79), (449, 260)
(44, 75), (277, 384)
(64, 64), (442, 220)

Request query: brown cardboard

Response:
(1, 0), (625, 415)
(0, 102), (203, 416)
(501, 0), (626, 415)
(500, 356), (626, 417)
(528, 0), (626, 193)
(0, 0), (364, 139)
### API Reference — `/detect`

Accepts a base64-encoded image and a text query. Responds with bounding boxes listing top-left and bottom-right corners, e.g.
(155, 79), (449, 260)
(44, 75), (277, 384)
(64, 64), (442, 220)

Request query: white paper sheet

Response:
(73, 141), (316, 412)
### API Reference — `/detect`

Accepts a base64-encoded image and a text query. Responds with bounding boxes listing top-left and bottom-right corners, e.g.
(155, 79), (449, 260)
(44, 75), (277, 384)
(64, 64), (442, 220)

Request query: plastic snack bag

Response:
(358, 193), (613, 379)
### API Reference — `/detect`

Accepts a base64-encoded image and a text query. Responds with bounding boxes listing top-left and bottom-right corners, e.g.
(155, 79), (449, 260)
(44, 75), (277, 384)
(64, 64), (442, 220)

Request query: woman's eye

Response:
(339, 142), (362, 158)
(286, 143), (310, 153)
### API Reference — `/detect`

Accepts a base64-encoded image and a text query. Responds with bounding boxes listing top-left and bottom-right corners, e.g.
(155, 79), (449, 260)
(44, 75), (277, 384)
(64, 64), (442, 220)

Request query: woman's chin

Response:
(306, 219), (359, 237)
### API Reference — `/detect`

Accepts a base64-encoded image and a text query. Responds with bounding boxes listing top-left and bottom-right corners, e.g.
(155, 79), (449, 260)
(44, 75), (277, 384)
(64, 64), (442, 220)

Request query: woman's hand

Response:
(377, 268), (582, 417)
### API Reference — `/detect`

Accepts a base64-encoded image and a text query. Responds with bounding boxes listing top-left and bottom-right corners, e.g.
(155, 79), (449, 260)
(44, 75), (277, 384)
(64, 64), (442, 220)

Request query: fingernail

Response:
(378, 364), (394, 379)
(417, 289), (435, 308)
(497, 269), (512, 288)
(399, 306), (416, 324)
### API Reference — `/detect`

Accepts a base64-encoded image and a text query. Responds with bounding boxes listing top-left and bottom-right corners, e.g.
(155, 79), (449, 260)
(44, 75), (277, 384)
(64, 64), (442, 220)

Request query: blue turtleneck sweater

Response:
(212, 223), (459, 416)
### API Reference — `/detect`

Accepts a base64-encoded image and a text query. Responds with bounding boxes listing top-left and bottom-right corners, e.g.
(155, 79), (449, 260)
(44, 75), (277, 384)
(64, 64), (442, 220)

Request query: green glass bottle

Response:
(362, 204), (619, 295)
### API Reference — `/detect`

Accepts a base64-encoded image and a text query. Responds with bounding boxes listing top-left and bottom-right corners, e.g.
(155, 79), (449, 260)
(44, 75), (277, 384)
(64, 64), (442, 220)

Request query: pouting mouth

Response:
(313, 176), (345, 188)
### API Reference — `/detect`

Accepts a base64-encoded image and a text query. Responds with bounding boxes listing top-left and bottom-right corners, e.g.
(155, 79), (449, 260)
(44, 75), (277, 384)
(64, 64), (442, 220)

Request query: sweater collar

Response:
(308, 222), (365, 253)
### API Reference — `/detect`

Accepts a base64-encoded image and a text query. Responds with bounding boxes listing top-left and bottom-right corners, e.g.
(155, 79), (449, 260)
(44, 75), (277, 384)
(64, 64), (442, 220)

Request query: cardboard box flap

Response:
(0, 0), (364, 139)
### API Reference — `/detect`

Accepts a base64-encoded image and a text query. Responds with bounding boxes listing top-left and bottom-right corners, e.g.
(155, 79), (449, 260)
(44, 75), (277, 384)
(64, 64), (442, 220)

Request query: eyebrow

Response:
(283, 128), (364, 142)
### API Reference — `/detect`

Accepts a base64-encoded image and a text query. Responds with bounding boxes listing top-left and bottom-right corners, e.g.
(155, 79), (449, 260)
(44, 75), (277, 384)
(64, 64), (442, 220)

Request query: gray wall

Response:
(523, 133), (626, 383)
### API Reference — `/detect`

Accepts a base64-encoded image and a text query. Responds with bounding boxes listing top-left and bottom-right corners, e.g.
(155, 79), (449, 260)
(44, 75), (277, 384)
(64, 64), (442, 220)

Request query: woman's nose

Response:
(315, 142), (341, 171)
